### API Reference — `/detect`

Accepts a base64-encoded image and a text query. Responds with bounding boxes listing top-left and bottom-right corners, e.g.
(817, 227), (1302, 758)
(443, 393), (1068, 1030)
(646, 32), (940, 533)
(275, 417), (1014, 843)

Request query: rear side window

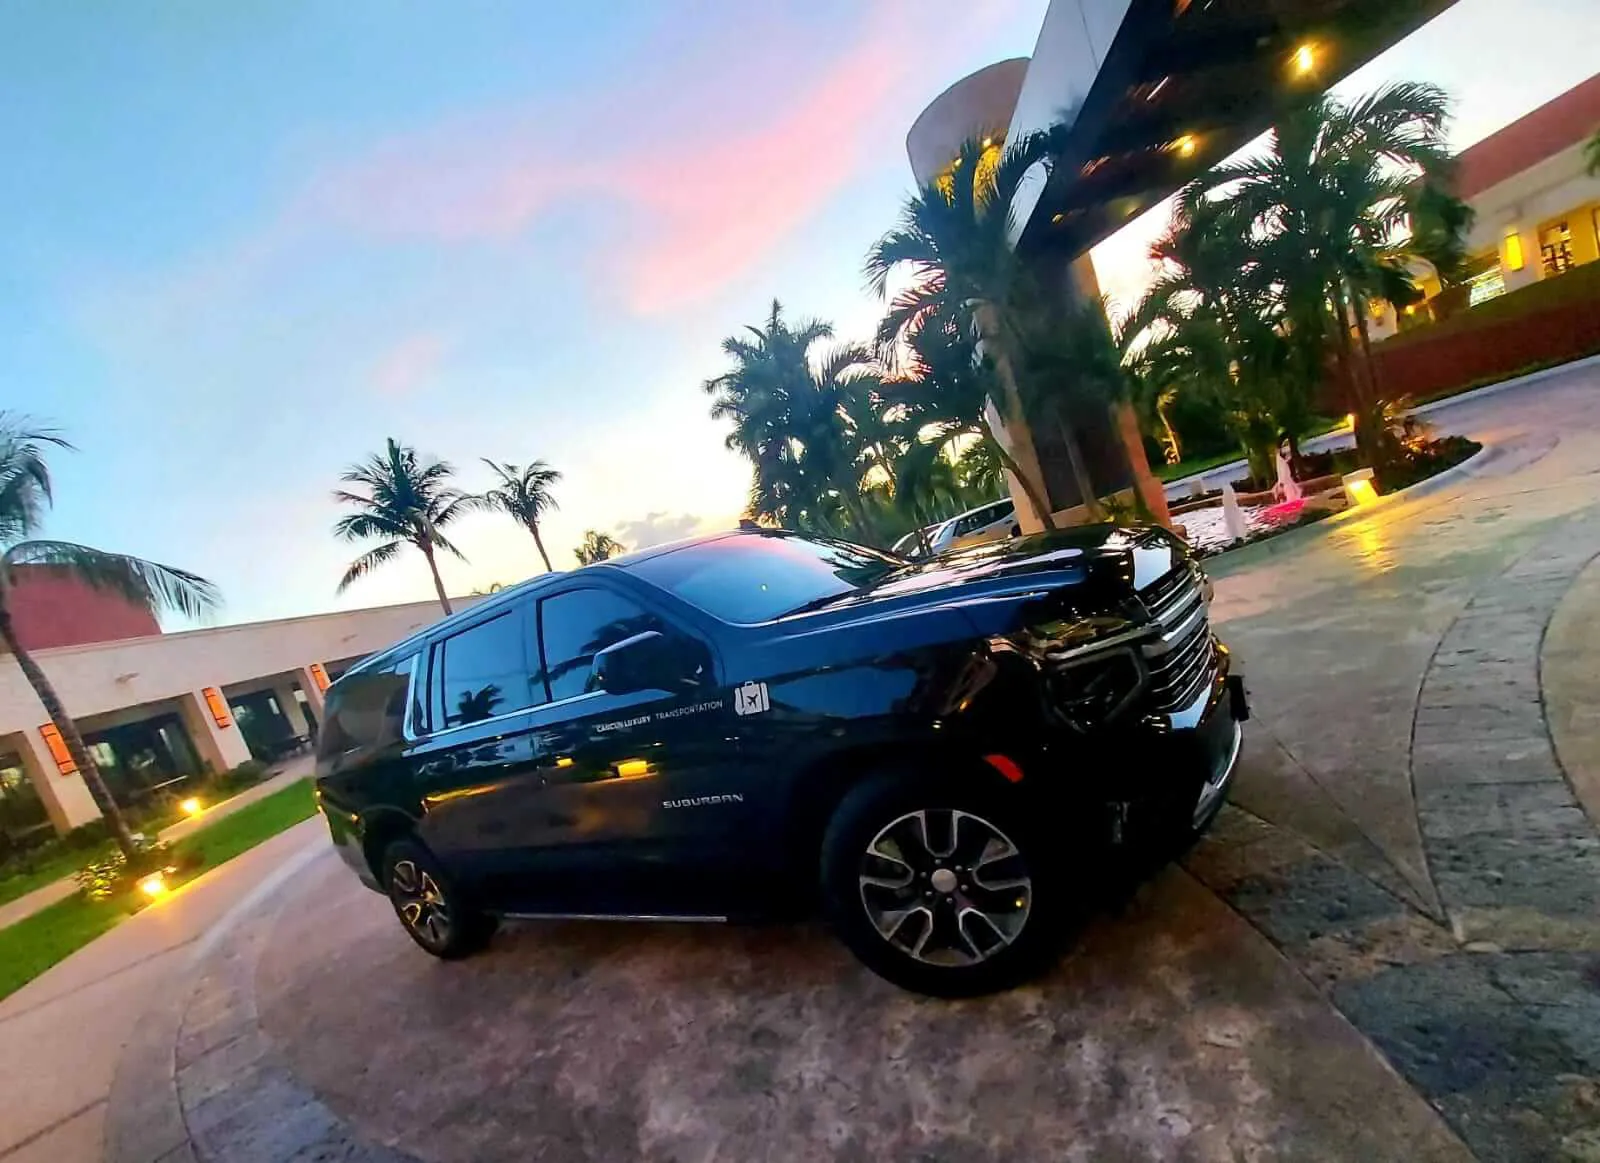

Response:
(317, 654), (415, 762)
(538, 588), (664, 702)
(433, 610), (542, 729)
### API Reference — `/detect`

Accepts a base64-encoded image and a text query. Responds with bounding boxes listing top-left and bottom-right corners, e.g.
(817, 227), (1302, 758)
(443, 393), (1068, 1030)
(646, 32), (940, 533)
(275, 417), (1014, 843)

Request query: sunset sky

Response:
(5, 0), (1595, 626)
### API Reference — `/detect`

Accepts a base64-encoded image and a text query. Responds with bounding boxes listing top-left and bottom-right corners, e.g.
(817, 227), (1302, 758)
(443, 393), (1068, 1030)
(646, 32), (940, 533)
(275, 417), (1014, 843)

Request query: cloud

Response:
(257, 0), (1010, 315)
(371, 330), (451, 397)
(613, 511), (710, 550)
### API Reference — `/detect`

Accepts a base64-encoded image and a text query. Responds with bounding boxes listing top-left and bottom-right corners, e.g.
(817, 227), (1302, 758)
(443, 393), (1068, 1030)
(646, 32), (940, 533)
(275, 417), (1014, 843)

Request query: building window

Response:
(1540, 221), (1574, 276)
(1467, 267), (1506, 306)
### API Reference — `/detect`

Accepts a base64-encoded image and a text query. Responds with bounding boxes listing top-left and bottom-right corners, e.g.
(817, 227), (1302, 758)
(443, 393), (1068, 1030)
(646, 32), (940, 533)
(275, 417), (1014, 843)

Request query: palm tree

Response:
(333, 439), (470, 615)
(0, 416), (219, 859)
(866, 131), (1080, 528)
(575, 531), (625, 565)
(704, 301), (886, 544)
(474, 459), (561, 572)
(1187, 83), (1456, 466)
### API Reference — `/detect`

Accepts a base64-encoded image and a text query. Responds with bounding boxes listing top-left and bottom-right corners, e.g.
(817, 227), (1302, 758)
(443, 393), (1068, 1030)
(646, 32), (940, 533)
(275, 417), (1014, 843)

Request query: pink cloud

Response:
(371, 331), (451, 396)
(296, 0), (1014, 313)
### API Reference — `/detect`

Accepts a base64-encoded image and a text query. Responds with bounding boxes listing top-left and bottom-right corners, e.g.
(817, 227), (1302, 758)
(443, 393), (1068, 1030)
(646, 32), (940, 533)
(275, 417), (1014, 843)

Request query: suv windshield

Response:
(628, 533), (902, 623)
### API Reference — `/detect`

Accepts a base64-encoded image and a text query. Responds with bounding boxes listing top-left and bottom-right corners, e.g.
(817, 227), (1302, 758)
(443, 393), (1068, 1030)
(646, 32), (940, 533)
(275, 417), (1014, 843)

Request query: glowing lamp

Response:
(614, 758), (651, 779)
(180, 797), (203, 817)
(1174, 134), (1197, 158)
(1344, 412), (1356, 430)
(1503, 230), (1525, 272)
(1293, 43), (1316, 75)
(138, 872), (168, 899)
(1343, 468), (1378, 507)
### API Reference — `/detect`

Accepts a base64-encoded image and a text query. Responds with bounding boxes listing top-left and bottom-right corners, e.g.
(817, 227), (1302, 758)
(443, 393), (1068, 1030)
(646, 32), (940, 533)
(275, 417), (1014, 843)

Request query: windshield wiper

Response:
(778, 590), (856, 618)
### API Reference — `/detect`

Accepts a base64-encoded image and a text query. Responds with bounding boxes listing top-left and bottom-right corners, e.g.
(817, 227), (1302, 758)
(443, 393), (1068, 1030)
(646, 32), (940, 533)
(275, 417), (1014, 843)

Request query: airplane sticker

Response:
(733, 681), (771, 716)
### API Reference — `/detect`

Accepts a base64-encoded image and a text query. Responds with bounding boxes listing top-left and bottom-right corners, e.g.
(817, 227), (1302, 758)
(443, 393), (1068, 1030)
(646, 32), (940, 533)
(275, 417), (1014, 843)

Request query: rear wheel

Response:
(380, 838), (496, 960)
(821, 773), (1067, 996)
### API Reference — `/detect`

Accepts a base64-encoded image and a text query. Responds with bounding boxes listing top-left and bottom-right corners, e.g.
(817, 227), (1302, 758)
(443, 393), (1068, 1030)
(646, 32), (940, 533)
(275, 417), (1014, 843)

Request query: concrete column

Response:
(295, 666), (328, 717)
(272, 682), (311, 735)
(178, 690), (253, 773)
(15, 727), (102, 834)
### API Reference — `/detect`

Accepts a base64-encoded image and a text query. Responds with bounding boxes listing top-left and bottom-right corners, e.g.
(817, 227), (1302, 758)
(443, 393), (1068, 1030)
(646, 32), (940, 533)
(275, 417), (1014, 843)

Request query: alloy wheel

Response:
(858, 809), (1032, 967)
(390, 859), (452, 948)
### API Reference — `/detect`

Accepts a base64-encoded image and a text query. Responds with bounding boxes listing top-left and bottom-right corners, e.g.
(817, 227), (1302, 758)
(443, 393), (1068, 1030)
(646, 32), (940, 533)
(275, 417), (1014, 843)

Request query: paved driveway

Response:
(81, 361), (1600, 1163)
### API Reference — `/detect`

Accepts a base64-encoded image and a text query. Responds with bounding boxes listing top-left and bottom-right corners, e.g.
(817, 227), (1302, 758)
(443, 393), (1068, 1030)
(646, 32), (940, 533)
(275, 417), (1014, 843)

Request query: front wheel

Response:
(820, 774), (1068, 996)
(381, 838), (497, 960)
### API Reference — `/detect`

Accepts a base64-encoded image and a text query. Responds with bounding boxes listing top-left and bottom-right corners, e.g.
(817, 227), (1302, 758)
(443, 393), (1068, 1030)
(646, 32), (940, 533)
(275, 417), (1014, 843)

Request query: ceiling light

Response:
(1293, 43), (1316, 75)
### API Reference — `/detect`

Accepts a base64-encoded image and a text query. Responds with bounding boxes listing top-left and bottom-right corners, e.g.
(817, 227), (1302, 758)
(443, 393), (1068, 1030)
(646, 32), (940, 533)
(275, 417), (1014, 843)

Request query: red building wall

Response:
(7, 566), (161, 651)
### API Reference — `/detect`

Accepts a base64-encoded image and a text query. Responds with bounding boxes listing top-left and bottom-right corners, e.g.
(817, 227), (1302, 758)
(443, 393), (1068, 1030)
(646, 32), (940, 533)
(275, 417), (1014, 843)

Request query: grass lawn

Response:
(0, 779), (317, 1002)
(169, 780), (317, 869)
(0, 847), (103, 907)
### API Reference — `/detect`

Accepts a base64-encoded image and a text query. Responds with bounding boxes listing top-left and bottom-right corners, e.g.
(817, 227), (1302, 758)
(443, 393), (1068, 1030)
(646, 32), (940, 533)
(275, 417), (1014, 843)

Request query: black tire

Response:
(1009, 525), (1021, 538)
(820, 772), (1067, 997)
(380, 837), (497, 960)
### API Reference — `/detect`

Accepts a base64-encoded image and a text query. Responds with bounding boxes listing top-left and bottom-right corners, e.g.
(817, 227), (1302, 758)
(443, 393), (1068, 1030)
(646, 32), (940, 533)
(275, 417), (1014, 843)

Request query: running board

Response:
(499, 911), (729, 923)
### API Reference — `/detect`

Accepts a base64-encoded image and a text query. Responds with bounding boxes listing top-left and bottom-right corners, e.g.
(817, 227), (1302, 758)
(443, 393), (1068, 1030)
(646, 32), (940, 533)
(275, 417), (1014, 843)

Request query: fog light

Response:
(180, 797), (203, 817)
(138, 872), (168, 899)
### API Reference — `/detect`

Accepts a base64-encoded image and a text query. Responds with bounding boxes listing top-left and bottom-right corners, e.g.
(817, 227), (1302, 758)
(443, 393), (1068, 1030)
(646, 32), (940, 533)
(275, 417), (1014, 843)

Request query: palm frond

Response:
(5, 539), (220, 620)
(336, 541), (405, 593)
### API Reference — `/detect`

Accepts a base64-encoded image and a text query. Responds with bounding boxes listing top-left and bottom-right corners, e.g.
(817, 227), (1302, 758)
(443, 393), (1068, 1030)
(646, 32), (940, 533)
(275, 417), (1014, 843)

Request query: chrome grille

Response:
(1141, 570), (1218, 712)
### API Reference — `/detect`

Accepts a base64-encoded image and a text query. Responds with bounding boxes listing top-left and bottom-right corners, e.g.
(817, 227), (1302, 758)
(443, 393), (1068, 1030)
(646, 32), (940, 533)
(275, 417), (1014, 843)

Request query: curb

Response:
(1160, 351), (1600, 496)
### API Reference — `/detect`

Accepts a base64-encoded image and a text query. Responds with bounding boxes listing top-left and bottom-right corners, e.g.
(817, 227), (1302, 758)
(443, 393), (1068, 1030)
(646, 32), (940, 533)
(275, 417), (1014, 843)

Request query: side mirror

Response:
(591, 631), (689, 695)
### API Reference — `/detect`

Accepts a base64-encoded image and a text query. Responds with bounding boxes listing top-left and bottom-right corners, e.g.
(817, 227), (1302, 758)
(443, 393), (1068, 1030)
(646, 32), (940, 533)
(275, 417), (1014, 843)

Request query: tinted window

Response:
(539, 588), (665, 702)
(435, 611), (541, 729)
(626, 534), (901, 624)
(316, 653), (415, 761)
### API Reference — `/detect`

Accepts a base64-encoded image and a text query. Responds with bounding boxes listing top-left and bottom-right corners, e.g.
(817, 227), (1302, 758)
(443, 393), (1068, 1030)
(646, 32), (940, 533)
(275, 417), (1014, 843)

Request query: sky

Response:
(3, 0), (1595, 628)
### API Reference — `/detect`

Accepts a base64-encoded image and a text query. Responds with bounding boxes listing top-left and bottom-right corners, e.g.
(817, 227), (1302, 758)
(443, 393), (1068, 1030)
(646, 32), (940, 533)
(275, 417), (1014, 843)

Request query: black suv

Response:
(315, 526), (1245, 995)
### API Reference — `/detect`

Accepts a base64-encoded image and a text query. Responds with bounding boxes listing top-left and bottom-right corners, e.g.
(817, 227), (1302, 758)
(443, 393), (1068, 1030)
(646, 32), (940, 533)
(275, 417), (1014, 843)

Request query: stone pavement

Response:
(16, 362), (1600, 1163)
(0, 820), (326, 1163)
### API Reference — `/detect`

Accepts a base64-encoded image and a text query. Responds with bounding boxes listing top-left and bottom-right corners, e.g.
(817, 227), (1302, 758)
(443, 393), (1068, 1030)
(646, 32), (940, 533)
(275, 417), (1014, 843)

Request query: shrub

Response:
(74, 835), (172, 902)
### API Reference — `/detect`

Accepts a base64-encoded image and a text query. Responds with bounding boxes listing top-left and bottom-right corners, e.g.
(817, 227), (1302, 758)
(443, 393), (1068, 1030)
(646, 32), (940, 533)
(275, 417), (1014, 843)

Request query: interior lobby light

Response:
(1293, 43), (1317, 76)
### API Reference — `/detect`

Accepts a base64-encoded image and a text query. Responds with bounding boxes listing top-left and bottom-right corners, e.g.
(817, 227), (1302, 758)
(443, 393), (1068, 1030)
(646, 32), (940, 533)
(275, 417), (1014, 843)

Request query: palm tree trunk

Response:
(528, 522), (554, 573)
(1330, 283), (1375, 467)
(419, 543), (452, 615)
(0, 600), (139, 859)
(1158, 402), (1181, 465)
(975, 303), (1057, 532)
(1055, 412), (1106, 523)
(982, 428), (1056, 533)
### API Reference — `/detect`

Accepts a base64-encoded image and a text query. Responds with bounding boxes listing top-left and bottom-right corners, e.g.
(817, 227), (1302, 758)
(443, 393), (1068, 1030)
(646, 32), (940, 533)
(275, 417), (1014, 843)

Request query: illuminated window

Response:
(1467, 267), (1506, 306)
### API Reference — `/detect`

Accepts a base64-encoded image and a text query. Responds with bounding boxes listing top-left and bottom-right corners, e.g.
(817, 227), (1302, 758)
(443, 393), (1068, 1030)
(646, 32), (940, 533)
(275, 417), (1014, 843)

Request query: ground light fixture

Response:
(1343, 468), (1379, 506)
(180, 797), (204, 817)
(138, 871), (169, 899)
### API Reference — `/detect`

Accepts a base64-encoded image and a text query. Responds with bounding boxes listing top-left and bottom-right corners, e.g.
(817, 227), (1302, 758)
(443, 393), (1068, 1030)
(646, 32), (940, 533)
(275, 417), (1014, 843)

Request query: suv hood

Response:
(780, 525), (1187, 634)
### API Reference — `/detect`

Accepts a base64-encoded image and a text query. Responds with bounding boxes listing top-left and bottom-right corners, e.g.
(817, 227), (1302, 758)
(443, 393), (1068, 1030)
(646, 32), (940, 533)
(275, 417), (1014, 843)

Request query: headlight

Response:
(1045, 646), (1147, 731)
